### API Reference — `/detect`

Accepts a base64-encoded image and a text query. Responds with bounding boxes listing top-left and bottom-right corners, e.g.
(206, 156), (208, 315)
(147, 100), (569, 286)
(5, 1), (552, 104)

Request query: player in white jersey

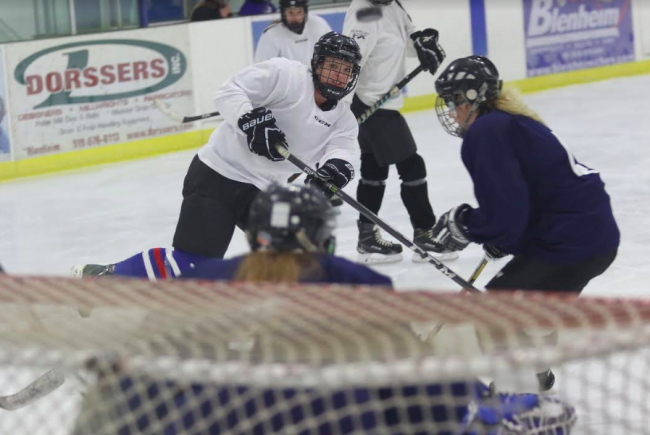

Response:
(172, 32), (362, 259)
(254, 0), (333, 67)
(343, 0), (453, 265)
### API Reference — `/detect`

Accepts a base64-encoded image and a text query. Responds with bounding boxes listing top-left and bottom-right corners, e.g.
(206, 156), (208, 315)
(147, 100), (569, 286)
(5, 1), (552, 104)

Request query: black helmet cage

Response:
(280, 0), (308, 34)
(311, 32), (362, 101)
(435, 57), (501, 137)
(246, 184), (337, 254)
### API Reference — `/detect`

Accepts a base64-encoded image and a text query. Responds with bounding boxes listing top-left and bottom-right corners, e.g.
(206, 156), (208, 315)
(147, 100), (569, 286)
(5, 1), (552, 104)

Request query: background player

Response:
(254, 0), (332, 67)
(74, 184), (392, 286)
(343, 0), (453, 265)
(431, 56), (619, 293)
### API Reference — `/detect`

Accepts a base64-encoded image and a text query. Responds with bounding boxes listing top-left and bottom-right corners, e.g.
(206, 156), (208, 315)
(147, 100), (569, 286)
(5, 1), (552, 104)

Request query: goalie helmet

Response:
(311, 31), (362, 101)
(246, 184), (337, 254)
(280, 0), (308, 34)
(434, 56), (501, 137)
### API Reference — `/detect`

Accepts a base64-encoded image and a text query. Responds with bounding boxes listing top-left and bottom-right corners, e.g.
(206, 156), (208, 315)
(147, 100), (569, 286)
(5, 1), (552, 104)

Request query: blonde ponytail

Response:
(234, 252), (321, 283)
(490, 87), (547, 126)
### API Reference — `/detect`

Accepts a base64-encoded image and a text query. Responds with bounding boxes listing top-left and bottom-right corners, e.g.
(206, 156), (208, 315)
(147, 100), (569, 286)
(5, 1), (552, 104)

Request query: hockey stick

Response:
(0, 368), (65, 411)
(275, 144), (479, 292)
(356, 65), (424, 124)
(154, 99), (221, 124)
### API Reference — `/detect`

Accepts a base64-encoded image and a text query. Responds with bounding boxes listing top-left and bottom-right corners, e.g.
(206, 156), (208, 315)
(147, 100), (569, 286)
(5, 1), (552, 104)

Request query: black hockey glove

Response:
(238, 107), (287, 162)
(432, 204), (472, 252)
(483, 244), (508, 261)
(305, 159), (355, 199)
(410, 29), (446, 74)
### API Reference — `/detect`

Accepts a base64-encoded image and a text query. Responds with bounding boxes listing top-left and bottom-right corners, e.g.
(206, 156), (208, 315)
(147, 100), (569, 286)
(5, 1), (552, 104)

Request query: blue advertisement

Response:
(523, 0), (635, 77)
(251, 11), (346, 54)
(0, 46), (10, 161)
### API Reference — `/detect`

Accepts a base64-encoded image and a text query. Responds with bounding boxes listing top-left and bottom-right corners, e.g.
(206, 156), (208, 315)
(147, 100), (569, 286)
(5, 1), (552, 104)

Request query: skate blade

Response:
(357, 253), (403, 265)
(412, 251), (459, 263)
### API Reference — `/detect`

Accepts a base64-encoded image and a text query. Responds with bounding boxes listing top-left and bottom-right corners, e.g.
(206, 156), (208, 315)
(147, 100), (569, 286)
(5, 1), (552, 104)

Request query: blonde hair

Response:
(489, 87), (547, 126)
(234, 252), (322, 283)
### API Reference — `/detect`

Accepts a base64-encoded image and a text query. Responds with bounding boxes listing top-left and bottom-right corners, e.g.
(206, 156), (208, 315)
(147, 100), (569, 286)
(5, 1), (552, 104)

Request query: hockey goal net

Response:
(0, 274), (649, 435)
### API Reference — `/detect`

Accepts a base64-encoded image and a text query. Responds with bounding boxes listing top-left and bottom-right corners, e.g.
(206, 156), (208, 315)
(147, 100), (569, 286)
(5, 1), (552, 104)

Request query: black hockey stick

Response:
(356, 65), (424, 124)
(154, 99), (221, 124)
(275, 144), (479, 292)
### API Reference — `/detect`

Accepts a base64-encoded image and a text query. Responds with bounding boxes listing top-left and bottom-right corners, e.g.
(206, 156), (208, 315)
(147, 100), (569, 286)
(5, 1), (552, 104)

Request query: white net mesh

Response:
(0, 274), (649, 434)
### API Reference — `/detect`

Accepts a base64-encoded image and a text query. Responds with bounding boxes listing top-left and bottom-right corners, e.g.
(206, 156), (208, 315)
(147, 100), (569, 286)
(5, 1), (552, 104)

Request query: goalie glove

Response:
(305, 159), (354, 199)
(410, 29), (446, 74)
(238, 107), (288, 161)
(483, 244), (509, 261)
(432, 204), (472, 252)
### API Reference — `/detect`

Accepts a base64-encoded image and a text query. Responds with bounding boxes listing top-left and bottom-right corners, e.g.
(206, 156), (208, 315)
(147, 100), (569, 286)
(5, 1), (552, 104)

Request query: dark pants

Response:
(486, 249), (618, 293)
(172, 156), (260, 258)
(351, 95), (436, 230)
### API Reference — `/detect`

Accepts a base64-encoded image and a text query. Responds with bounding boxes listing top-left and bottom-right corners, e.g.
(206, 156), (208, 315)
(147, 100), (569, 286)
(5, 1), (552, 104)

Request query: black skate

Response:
(71, 264), (115, 278)
(357, 220), (403, 264)
(413, 228), (459, 263)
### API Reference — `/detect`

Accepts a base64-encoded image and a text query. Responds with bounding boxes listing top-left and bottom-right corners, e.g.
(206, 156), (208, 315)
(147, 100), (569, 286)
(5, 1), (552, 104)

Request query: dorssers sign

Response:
(14, 39), (187, 109)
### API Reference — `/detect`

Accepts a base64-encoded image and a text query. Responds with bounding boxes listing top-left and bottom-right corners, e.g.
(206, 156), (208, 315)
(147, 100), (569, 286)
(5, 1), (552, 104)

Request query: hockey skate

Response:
(357, 220), (403, 264)
(71, 264), (115, 278)
(412, 228), (459, 262)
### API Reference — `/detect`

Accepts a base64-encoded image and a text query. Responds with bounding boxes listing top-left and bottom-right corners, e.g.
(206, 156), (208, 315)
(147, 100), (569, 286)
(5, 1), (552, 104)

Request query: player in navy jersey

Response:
(431, 56), (619, 293)
(73, 184), (392, 287)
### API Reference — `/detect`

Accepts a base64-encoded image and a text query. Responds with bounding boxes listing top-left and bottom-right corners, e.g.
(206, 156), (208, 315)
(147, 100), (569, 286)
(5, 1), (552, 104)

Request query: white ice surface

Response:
(0, 75), (649, 434)
(1, 74), (649, 297)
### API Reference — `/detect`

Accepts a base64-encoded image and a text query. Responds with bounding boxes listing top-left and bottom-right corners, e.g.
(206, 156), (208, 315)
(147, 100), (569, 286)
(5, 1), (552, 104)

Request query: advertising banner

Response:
(524, 0), (635, 77)
(4, 26), (194, 161)
(0, 46), (10, 163)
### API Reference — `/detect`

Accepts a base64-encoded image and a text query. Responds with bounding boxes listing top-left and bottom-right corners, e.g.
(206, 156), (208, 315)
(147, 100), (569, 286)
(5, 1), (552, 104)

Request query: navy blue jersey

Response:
(461, 110), (619, 263)
(182, 253), (393, 286)
(113, 248), (392, 287)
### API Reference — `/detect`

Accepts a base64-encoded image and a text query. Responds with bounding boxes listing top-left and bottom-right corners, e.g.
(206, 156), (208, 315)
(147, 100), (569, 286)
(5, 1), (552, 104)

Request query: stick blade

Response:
(356, 6), (383, 22)
(154, 99), (184, 123)
(0, 368), (65, 411)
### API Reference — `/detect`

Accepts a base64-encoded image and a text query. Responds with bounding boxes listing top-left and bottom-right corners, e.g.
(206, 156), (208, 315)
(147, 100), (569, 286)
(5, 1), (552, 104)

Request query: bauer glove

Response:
(432, 204), (471, 252)
(410, 29), (446, 74)
(305, 159), (354, 199)
(238, 107), (288, 161)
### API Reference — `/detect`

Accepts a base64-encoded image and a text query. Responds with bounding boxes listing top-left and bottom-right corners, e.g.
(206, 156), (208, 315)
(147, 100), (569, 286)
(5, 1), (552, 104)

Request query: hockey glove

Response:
(483, 244), (508, 261)
(432, 204), (471, 252)
(305, 159), (355, 199)
(410, 29), (446, 74)
(238, 107), (287, 161)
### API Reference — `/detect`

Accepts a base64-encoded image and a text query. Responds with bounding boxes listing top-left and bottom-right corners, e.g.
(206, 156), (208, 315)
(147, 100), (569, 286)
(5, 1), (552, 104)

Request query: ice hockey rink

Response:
(0, 74), (649, 434)
(1, 74), (649, 297)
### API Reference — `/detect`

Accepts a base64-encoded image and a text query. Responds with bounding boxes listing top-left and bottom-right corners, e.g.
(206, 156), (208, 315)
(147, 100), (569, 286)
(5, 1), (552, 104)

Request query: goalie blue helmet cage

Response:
(311, 31), (362, 101)
(280, 0), (308, 34)
(434, 56), (501, 137)
(247, 184), (337, 254)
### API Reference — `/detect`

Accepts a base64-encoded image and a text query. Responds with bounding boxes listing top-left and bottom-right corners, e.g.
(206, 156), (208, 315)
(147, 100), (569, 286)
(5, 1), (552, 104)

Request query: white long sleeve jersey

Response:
(198, 58), (358, 191)
(343, 0), (418, 110)
(254, 15), (332, 66)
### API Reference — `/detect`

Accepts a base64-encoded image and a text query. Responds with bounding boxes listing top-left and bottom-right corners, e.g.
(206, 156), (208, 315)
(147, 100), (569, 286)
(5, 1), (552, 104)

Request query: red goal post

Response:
(0, 274), (648, 434)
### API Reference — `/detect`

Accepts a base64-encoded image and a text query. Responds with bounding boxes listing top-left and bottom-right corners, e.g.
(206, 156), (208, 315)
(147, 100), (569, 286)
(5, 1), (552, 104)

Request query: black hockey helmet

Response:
(280, 0), (308, 34)
(246, 184), (337, 254)
(434, 56), (501, 137)
(467, 55), (503, 91)
(311, 31), (362, 101)
(369, 0), (393, 5)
